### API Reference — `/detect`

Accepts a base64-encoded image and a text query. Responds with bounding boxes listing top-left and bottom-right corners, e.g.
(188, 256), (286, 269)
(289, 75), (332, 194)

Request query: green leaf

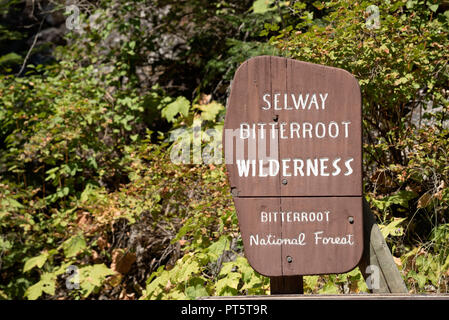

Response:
(218, 261), (237, 277)
(80, 184), (97, 203)
(312, 1), (324, 10)
(84, 264), (114, 286)
(25, 273), (56, 300)
(88, 156), (98, 170)
(161, 96), (190, 122)
(174, 257), (200, 282)
(371, 190), (417, 211)
(1, 198), (24, 209)
(62, 235), (87, 258)
(428, 4), (438, 12)
(215, 272), (241, 295)
(25, 283), (43, 300)
(0, 52), (22, 66)
(206, 236), (230, 260)
(252, 0), (275, 14)
(144, 268), (168, 298)
(304, 275), (319, 291)
(406, 0), (417, 9)
(79, 264), (115, 297)
(442, 254), (449, 272)
(408, 270), (427, 288)
(379, 218), (407, 238)
(23, 253), (49, 272)
(0, 290), (8, 300)
(185, 277), (209, 299)
(197, 101), (224, 121)
(318, 280), (339, 294)
(444, 10), (449, 21)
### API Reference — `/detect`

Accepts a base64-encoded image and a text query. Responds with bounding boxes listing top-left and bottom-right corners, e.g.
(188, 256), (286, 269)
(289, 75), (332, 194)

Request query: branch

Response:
(16, 18), (45, 76)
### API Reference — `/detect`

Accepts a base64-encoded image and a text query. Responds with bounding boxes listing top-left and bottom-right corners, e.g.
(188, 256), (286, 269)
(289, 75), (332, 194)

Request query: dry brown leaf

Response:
(418, 248), (427, 256)
(417, 192), (432, 209)
(107, 273), (122, 287)
(111, 249), (136, 274)
(199, 93), (212, 105)
(407, 184), (422, 194)
(123, 293), (135, 300)
(349, 280), (360, 293)
(434, 180), (446, 200)
(91, 249), (101, 263)
(370, 170), (396, 189)
(393, 256), (402, 267)
(119, 288), (127, 300)
(119, 289), (136, 300)
(77, 212), (92, 231)
(164, 279), (173, 292)
(97, 236), (109, 251)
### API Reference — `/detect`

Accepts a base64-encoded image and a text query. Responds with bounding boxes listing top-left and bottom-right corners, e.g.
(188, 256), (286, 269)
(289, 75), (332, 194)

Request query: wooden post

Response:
(358, 199), (408, 293)
(270, 276), (303, 294)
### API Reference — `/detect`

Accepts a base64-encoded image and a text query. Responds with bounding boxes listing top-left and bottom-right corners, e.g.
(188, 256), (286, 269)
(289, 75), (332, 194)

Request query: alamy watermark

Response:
(65, 265), (80, 290)
(365, 264), (380, 290)
(366, 5), (380, 30)
(65, 1), (100, 32)
(65, 1), (81, 31)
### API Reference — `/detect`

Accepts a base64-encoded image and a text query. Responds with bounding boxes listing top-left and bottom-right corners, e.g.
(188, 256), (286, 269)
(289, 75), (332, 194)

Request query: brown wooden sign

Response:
(224, 56), (363, 276)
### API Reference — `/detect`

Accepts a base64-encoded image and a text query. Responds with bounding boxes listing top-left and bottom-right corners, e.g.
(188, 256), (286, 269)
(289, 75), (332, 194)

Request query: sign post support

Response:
(270, 276), (303, 294)
(358, 199), (408, 293)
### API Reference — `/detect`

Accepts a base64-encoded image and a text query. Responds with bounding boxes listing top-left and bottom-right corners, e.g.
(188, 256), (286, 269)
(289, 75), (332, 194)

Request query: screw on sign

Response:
(223, 56), (363, 282)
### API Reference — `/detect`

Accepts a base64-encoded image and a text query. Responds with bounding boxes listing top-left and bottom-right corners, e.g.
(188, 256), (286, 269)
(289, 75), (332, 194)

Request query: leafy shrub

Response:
(1, 0), (448, 299)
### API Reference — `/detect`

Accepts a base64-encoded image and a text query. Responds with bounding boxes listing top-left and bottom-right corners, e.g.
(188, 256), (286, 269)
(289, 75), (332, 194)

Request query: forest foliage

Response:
(0, 0), (448, 299)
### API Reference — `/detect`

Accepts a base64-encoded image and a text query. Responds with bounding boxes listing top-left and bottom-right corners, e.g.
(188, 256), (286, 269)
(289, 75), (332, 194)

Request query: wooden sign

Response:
(224, 56), (363, 276)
